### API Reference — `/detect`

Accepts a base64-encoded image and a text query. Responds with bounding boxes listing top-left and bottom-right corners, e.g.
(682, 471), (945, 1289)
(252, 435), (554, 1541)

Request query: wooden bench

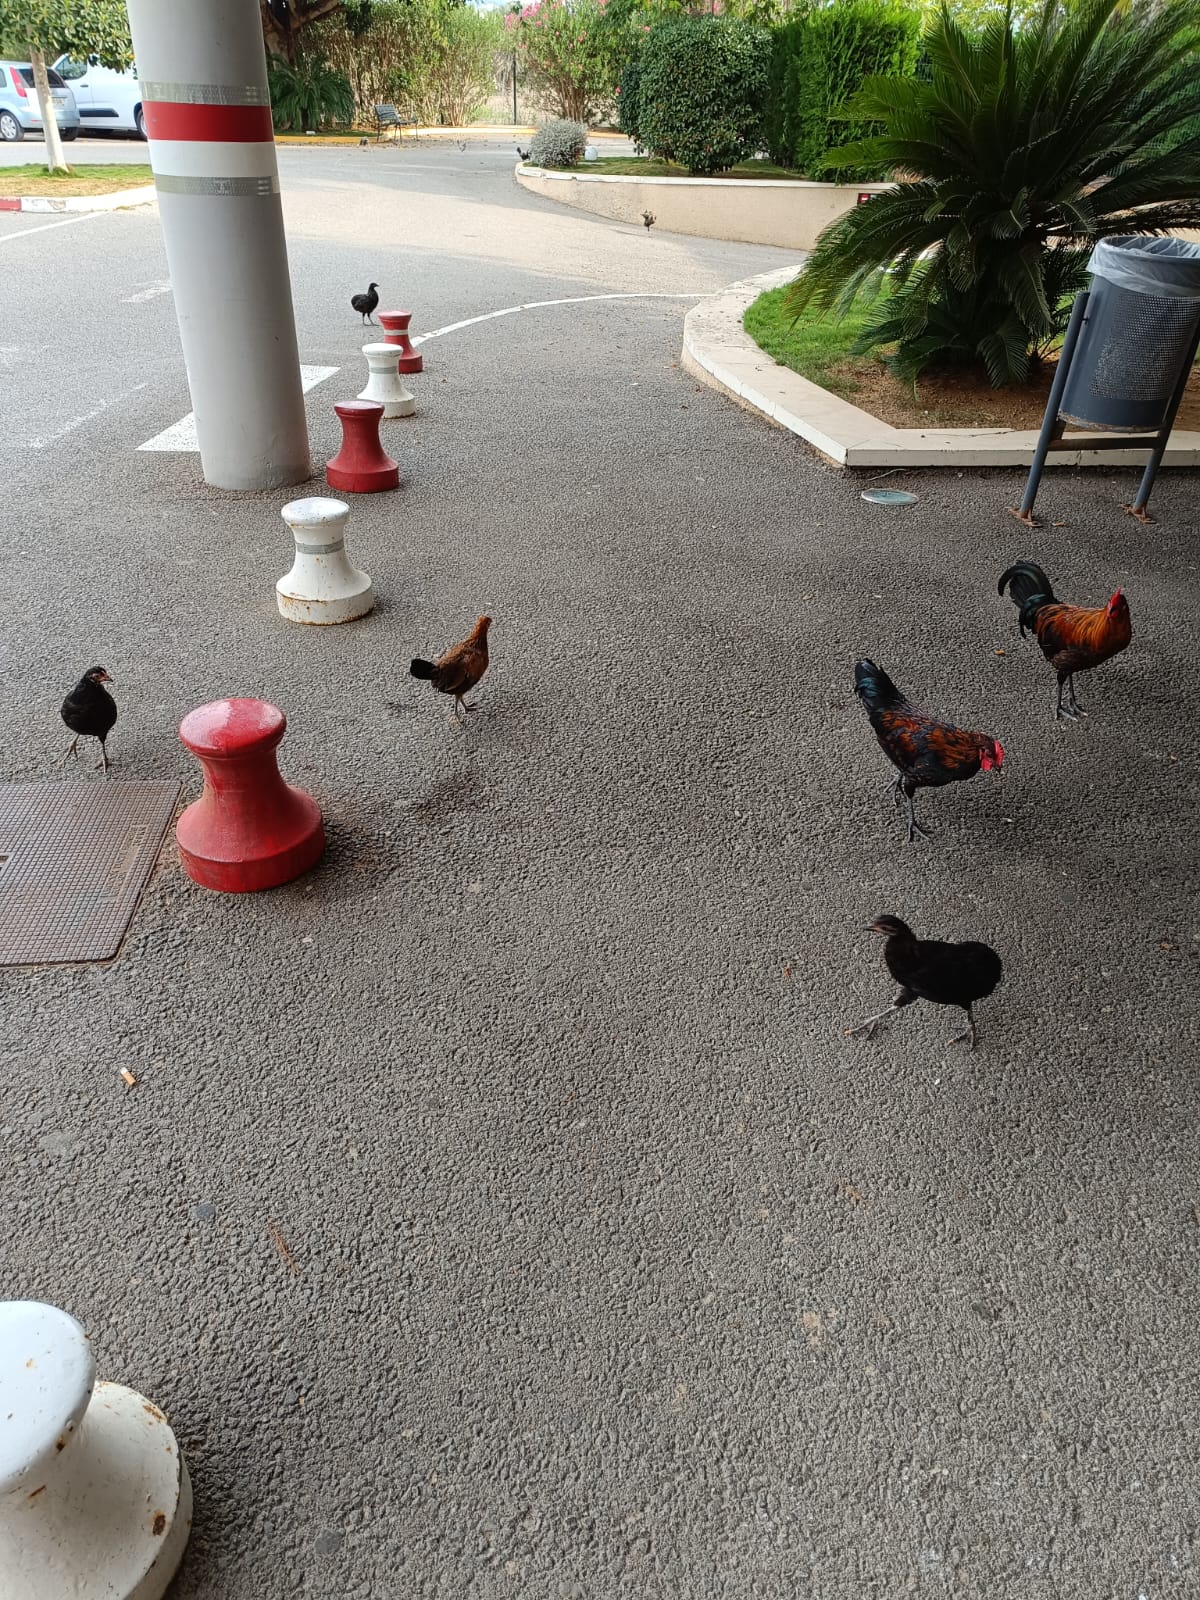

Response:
(374, 104), (417, 142)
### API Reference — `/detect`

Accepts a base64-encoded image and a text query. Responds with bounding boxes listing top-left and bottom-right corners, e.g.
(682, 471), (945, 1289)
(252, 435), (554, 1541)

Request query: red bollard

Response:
(378, 310), (423, 373)
(176, 699), (325, 893)
(325, 400), (400, 493)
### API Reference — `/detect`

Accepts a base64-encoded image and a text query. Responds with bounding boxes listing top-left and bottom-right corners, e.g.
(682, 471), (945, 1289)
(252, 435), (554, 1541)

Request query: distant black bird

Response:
(642, 210), (655, 231)
(845, 915), (1003, 1051)
(61, 667), (117, 776)
(516, 145), (532, 162)
(351, 282), (379, 324)
(359, 136), (368, 148)
(458, 140), (467, 152)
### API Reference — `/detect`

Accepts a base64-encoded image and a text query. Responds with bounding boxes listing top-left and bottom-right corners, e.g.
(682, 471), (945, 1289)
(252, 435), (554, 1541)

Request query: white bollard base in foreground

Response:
(277, 496), (375, 625)
(358, 341), (416, 418)
(0, 1301), (192, 1600)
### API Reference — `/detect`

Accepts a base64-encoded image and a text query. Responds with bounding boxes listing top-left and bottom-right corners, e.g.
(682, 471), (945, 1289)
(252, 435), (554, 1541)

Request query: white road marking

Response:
(132, 293), (703, 453)
(25, 383), (150, 449)
(138, 364), (339, 452)
(0, 209), (113, 246)
(121, 280), (172, 304)
(413, 291), (707, 345)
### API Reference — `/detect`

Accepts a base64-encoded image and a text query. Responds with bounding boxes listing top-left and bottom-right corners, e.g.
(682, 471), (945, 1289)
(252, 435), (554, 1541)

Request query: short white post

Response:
(358, 342), (416, 418)
(0, 1300), (192, 1600)
(277, 498), (376, 624)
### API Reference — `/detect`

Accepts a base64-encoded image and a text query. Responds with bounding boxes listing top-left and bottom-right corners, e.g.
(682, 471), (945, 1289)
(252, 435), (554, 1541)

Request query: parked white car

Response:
(53, 56), (145, 138)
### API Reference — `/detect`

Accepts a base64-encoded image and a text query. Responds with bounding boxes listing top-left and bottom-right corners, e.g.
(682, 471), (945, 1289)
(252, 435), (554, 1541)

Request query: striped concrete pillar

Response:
(125, 0), (311, 490)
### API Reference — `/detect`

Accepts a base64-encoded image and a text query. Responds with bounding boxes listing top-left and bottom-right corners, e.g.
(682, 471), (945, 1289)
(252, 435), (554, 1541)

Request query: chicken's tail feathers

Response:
(854, 658), (905, 712)
(999, 559), (1056, 633)
(409, 658), (435, 681)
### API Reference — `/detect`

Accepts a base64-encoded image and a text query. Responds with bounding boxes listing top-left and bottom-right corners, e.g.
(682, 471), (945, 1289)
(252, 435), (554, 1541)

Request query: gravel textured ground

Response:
(1, 143), (1198, 1599)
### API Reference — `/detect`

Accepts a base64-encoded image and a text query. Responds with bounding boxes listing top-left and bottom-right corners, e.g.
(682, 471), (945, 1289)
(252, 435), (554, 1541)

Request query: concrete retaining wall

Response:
(514, 163), (890, 249)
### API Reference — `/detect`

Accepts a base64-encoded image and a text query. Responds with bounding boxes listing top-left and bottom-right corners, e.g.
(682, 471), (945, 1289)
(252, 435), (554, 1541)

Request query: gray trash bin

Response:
(1059, 235), (1200, 431)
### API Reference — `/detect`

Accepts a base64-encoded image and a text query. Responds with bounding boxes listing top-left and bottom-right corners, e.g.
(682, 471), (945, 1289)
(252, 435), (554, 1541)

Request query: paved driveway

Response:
(1, 143), (1197, 1599)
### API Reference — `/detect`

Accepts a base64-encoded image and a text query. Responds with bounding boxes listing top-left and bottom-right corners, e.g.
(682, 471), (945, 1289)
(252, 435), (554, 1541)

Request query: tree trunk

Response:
(30, 49), (68, 175)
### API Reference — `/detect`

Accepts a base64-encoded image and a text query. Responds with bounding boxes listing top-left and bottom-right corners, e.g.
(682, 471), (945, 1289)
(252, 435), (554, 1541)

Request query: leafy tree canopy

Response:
(0, 0), (132, 66)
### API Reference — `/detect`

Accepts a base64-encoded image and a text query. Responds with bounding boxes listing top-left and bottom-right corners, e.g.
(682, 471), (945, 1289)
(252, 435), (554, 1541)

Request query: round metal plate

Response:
(861, 488), (918, 505)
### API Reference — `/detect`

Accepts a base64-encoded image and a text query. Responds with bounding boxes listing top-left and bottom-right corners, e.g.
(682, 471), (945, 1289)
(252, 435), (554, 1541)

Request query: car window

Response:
(17, 69), (34, 86)
(46, 70), (67, 88)
(57, 58), (87, 80)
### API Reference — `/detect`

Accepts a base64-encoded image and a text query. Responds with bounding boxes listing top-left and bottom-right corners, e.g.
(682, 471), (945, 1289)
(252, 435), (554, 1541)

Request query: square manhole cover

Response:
(0, 781), (180, 965)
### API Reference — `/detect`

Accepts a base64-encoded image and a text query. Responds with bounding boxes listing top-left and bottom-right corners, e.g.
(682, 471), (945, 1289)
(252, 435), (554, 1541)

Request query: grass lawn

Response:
(0, 164), (152, 196)
(745, 283), (1200, 431)
(563, 156), (804, 180)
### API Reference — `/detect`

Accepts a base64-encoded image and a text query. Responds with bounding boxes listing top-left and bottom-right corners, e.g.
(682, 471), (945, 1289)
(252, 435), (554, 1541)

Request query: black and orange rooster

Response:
(855, 660), (1004, 843)
(410, 616), (491, 720)
(998, 559), (1131, 721)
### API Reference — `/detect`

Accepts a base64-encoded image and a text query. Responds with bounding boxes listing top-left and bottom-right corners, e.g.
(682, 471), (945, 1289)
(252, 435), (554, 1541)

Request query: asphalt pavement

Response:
(1, 141), (1198, 1599)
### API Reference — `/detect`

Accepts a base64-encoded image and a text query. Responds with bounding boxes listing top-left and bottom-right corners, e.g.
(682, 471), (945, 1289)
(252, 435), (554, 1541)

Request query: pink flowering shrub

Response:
(509, 0), (625, 124)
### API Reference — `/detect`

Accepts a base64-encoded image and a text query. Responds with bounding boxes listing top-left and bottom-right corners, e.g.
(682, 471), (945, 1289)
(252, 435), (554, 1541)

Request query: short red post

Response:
(325, 400), (400, 493)
(378, 310), (423, 373)
(176, 699), (325, 892)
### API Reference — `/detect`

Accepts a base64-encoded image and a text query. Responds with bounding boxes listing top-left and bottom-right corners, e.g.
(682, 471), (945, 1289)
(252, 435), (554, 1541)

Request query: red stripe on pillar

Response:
(143, 102), (274, 142)
(0, 197), (22, 211)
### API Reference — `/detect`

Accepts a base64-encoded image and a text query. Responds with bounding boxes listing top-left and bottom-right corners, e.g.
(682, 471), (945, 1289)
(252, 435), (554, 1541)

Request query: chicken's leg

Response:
(1066, 673), (1087, 716)
(845, 990), (913, 1041)
(97, 738), (109, 776)
(947, 1006), (978, 1050)
(60, 737), (79, 765)
(1056, 675), (1083, 722)
(904, 787), (931, 844)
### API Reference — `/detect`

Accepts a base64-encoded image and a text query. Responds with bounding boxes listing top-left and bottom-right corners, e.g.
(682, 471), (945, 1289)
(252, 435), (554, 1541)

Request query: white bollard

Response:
(0, 1300), (192, 1600)
(277, 497), (375, 625)
(358, 342), (416, 418)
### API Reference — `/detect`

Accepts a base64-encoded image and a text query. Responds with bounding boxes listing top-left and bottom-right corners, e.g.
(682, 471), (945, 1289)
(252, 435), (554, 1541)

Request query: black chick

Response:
(351, 282), (380, 324)
(61, 667), (117, 776)
(642, 210), (655, 231)
(845, 915), (1003, 1051)
(516, 146), (532, 162)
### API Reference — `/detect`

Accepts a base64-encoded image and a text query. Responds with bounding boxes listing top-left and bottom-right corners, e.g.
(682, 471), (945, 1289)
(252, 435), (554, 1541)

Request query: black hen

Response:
(516, 146), (532, 161)
(351, 282), (379, 324)
(846, 915), (1003, 1051)
(61, 667), (117, 776)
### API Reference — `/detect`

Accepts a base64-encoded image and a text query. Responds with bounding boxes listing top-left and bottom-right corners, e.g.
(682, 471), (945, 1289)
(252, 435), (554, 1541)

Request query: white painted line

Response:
(0, 209), (112, 246)
(25, 383), (150, 449)
(138, 364), (338, 452)
(121, 280), (172, 304)
(413, 291), (706, 345)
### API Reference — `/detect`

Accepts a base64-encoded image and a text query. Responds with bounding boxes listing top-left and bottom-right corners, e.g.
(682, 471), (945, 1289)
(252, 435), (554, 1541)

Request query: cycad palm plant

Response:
(785, 0), (1200, 385)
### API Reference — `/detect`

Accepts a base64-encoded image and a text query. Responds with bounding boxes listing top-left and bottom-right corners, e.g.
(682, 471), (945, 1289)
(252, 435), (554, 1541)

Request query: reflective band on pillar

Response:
(156, 174), (279, 196)
(141, 80), (270, 106)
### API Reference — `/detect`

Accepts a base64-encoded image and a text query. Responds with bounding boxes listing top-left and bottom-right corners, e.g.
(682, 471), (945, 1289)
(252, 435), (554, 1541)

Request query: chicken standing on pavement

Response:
(410, 617), (491, 721)
(61, 667), (117, 776)
(351, 282), (380, 324)
(845, 915), (1003, 1051)
(998, 559), (1132, 722)
(854, 659), (1004, 843)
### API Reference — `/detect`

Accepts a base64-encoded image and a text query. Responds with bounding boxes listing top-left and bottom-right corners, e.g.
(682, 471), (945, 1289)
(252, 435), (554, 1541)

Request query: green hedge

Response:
(766, 1), (921, 178)
(637, 16), (772, 176)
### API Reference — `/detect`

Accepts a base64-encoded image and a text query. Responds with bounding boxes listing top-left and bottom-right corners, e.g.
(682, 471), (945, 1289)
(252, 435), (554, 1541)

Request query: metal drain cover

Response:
(0, 781), (180, 965)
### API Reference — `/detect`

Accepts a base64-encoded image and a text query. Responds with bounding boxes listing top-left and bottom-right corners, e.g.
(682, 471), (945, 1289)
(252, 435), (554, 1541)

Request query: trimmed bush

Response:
(766, 1), (921, 178)
(529, 116), (587, 168)
(617, 55), (641, 146)
(637, 17), (772, 176)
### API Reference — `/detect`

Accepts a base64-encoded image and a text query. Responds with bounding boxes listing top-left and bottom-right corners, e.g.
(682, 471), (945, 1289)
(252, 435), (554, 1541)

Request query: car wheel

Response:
(0, 112), (22, 143)
(135, 106), (146, 140)
(61, 127), (78, 142)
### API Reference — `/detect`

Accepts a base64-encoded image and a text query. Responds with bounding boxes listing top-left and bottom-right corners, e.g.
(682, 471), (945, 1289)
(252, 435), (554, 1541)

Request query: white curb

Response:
(682, 265), (1200, 470)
